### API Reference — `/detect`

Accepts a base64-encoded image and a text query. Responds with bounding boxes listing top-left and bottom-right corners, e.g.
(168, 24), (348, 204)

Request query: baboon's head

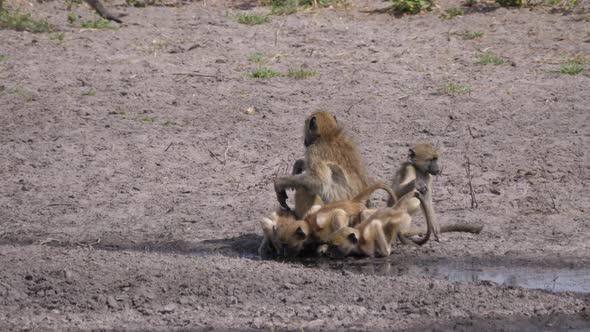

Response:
(409, 143), (441, 176)
(261, 210), (311, 257)
(325, 227), (360, 258)
(275, 219), (311, 257)
(304, 111), (339, 147)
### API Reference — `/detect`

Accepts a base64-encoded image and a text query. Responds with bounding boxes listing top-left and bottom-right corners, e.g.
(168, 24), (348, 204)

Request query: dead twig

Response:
(468, 126), (476, 139)
(274, 21), (285, 47)
(345, 98), (365, 114)
(465, 156), (478, 209)
(442, 116), (456, 136)
(549, 192), (559, 213)
(173, 72), (218, 79)
(208, 149), (225, 165)
(223, 142), (231, 166)
(164, 142), (173, 152)
(75, 238), (101, 249)
(273, 159), (290, 181)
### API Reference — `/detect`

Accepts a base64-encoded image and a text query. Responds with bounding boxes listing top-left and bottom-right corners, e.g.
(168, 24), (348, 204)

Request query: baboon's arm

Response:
(394, 179), (417, 198)
(274, 174), (321, 211)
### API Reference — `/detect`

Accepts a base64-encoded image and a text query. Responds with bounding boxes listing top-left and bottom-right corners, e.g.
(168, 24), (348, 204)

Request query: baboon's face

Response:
(303, 111), (338, 147)
(409, 144), (441, 176)
(274, 219), (310, 257)
(326, 227), (359, 258)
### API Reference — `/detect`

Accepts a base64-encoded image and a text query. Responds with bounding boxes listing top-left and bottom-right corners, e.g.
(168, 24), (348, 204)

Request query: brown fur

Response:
(327, 193), (484, 258)
(274, 111), (369, 212)
(291, 159), (325, 219)
(259, 209), (311, 257)
(264, 182), (396, 257)
(304, 182), (397, 243)
(327, 207), (411, 258)
(390, 143), (441, 244)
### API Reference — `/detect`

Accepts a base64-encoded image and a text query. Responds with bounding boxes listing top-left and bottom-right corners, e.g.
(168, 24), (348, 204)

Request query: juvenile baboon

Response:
(390, 143), (442, 243)
(274, 111), (369, 212)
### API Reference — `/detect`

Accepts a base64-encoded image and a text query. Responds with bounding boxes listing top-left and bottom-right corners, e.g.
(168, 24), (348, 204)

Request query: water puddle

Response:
(3, 235), (589, 294)
(301, 257), (590, 294)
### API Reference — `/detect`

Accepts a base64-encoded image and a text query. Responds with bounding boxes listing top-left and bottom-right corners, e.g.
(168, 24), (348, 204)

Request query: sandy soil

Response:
(1, 0), (589, 330)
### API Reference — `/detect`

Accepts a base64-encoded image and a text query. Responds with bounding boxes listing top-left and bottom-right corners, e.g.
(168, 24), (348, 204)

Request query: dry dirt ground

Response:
(1, 0), (590, 330)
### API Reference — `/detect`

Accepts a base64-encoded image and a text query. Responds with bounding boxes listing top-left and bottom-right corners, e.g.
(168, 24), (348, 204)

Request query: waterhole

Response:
(3, 235), (589, 294)
(301, 257), (590, 294)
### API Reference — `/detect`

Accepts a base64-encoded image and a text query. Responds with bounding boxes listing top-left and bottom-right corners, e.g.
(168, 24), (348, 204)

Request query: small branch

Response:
(442, 115), (456, 136)
(467, 126), (476, 139)
(345, 98), (365, 114)
(164, 142), (173, 152)
(208, 149), (225, 165)
(173, 72), (218, 79)
(465, 156), (478, 209)
(274, 22), (285, 47)
(222, 143), (231, 165)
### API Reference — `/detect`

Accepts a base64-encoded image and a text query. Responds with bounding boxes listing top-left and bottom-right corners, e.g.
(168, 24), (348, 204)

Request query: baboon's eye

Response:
(309, 117), (317, 131)
(347, 233), (359, 244)
(295, 227), (307, 240)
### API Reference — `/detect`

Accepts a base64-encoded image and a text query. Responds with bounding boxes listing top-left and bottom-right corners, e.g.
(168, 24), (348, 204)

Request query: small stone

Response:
(63, 270), (73, 279)
(107, 296), (119, 309)
(283, 283), (297, 290)
(160, 303), (176, 313)
(243, 106), (256, 115)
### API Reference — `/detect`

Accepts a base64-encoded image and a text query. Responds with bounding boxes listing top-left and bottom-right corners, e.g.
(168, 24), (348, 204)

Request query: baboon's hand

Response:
(274, 183), (291, 211)
(417, 181), (428, 195)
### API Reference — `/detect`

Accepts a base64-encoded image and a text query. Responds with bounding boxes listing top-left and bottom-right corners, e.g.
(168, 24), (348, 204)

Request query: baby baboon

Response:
(259, 209), (298, 256)
(326, 192), (425, 258)
(390, 143), (441, 243)
(327, 193), (484, 258)
(274, 111), (369, 212)
(304, 182), (397, 244)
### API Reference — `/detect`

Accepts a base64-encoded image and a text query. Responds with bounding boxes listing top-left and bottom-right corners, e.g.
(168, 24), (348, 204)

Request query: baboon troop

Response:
(259, 111), (483, 259)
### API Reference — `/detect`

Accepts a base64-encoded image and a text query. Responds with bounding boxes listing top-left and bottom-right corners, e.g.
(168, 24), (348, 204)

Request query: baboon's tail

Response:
(352, 182), (398, 207)
(404, 223), (484, 237)
(84, 0), (123, 23)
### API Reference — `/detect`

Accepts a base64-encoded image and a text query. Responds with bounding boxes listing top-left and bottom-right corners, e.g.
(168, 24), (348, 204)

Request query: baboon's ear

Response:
(260, 218), (276, 234)
(315, 214), (328, 229)
(408, 148), (416, 163)
(307, 205), (322, 216)
(295, 227), (307, 240)
(347, 232), (359, 244)
(309, 116), (317, 131)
